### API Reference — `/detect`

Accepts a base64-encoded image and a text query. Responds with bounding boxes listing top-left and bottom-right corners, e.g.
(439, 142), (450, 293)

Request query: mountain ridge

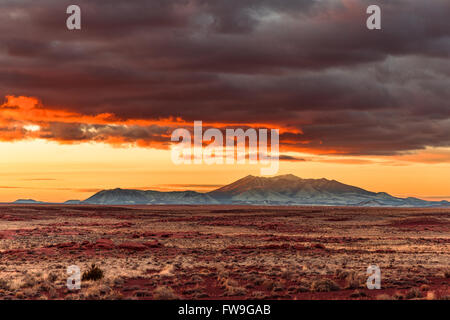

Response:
(78, 174), (449, 207)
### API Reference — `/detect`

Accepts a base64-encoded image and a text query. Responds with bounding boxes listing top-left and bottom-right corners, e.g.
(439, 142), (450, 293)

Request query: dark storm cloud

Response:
(0, 0), (449, 155)
(278, 155), (306, 162)
(38, 122), (173, 147)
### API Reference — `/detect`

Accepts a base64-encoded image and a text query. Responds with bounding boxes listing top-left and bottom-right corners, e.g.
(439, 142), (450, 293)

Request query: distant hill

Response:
(64, 200), (82, 205)
(12, 199), (47, 204)
(83, 189), (219, 205)
(80, 174), (450, 207)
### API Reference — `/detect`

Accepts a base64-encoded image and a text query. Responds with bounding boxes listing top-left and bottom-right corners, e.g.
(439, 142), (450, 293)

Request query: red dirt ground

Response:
(0, 205), (448, 300)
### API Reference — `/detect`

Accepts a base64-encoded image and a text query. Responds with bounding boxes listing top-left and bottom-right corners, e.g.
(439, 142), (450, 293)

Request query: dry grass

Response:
(0, 205), (448, 300)
(405, 288), (422, 299)
(310, 279), (341, 292)
(153, 286), (179, 300)
(344, 272), (364, 289)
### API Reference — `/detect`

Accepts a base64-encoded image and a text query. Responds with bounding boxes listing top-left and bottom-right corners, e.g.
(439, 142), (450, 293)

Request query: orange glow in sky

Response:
(1, 139), (449, 202)
(1, 95), (449, 202)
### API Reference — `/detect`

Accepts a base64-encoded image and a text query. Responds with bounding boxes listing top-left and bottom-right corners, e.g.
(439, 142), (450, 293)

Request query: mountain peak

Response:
(274, 174), (305, 181)
(12, 199), (49, 204)
(76, 174), (448, 207)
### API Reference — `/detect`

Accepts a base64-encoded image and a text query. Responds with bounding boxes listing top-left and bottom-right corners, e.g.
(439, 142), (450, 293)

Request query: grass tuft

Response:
(82, 264), (104, 281)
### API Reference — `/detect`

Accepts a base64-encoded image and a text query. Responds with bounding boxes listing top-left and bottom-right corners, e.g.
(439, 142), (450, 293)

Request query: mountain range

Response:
(14, 174), (447, 207)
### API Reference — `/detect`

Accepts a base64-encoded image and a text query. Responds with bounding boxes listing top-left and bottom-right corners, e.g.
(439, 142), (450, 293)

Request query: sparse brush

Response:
(153, 286), (179, 300)
(334, 269), (349, 280)
(310, 279), (341, 292)
(23, 287), (37, 298)
(223, 285), (247, 296)
(217, 275), (247, 297)
(344, 272), (363, 289)
(159, 264), (174, 277)
(48, 287), (58, 299)
(251, 291), (268, 299)
(261, 279), (275, 291)
(105, 290), (124, 300)
(405, 288), (422, 299)
(252, 277), (265, 286)
(222, 278), (238, 288)
(420, 284), (430, 291)
(444, 271), (450, 279)
(288, 284), (309, 293)
(281, 269), (294, 280)
(0, 279), (10, 291)
(349, 289), (367, 298)
(21, 275), (37, 288)
(47, 272), (58, 283)
(393, 292), (404, 300)
(82, 264), (104, 281)
(113, 277), (125, 286)
(38, 281), (53, 292)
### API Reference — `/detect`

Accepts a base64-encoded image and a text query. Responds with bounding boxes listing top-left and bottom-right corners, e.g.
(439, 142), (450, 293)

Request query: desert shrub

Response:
(105, 290), (124, 300)
(82, 264), (104, 281)
(23, 287), (37, 298)
(47, 287), (58, 299)
(310, 279), (340, 292)
(251, 291), (268, 299)
(159, 264), (174, 277)
(47, 272), (58, 283)
(261, 279), (275, 291)
(288, 285), (309, 293)
(0, 279), (10, 290)
(38, 281), (53, 292)
(444, 270), (450, 279)
(393, 292), (404, 300)
(344, 272), (363, 289)
(334, 269), (349, 280)
(281, 269), (294, 280)
(222, 278), (238, 288)
(223, 285), (247, 296)
(153, 286), (179, 300)
(349, 289), (367, 298)
(420, 284), (430, 291)
(405, 288), (422, 299)
(113, 277), (125, 286)
(21, 275), (37, 288)
(252, 277), (265, 286)
(218, 276), (247, 296)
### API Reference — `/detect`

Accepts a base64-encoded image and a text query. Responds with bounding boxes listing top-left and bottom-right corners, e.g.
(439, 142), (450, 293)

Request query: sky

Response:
(0, 0), (449, 202)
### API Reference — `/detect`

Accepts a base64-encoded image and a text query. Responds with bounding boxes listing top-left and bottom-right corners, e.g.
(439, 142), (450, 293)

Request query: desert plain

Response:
(0, 205), (448, 300)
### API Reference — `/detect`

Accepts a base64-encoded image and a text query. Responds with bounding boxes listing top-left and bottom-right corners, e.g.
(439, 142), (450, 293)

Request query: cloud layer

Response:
(1, 0), (449, 156)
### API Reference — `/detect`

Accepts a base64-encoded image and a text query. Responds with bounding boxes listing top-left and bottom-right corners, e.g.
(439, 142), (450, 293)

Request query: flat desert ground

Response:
(0, 205), (448, 300)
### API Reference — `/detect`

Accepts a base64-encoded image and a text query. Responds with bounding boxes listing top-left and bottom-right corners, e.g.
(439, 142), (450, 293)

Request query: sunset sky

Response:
(0, 0), (449, 202)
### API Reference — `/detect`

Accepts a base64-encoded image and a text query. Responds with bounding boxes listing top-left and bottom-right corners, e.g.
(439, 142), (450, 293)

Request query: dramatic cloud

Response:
(0, 0), (449, 156)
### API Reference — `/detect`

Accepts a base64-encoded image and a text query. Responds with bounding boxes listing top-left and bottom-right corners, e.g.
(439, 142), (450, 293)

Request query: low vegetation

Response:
(0, 205), (448, 300)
